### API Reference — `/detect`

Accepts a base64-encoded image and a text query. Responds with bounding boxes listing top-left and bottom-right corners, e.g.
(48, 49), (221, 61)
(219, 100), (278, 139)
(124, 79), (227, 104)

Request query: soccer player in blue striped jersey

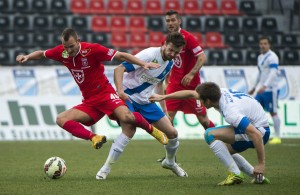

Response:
(96, 32), (187, 179)
(249, 36), (281, 144)
(149, 82), (271, 185)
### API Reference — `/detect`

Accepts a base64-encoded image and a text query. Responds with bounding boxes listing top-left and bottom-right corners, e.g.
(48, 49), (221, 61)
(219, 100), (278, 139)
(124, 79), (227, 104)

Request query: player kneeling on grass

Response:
(96, 32), (187, 180)
(149, 82), (271, 185)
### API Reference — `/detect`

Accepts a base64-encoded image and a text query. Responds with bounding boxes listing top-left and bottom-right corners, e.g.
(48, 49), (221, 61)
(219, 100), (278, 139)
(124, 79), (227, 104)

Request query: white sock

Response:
(272, 115), (281, 138)
(232, 153), (254, 177)
(164, 137), (179, 165)
(209, 140), (240, 175)
(101, 133), (131, 172)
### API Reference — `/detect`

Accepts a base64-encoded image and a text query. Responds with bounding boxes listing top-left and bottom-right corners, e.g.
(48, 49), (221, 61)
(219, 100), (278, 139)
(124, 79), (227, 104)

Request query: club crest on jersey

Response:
(173, 55), (182, 68)
(62, 50), (69, 58)
(71, 69), (85, 84)
(81, 58), (89, 67)
(80, 49), (91, 57)
(152, 59), (158, 63)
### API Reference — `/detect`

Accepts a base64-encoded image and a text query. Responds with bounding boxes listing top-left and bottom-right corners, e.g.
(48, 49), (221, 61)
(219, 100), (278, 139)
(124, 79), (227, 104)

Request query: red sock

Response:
(62, 120), (95, 140)
(209, 120), (215, 128)
(132, 112), (153, 133)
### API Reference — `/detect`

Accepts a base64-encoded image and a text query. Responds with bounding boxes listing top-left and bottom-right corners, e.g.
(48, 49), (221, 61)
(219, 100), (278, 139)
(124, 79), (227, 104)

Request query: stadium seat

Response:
(91, 33), (110, 47)
(226, 50), (244, 65)
(0, 16), (11, 31)
(0, 50), (11, 65)
(71, 16), (88, 32)
(224, 33), (242, 48)
(70, 0), (88, 14)
(14, 16), (31, 31)
(107, 0), (125, 14)
(0, 0), (11, 13)
(265, 34), (280, 48)
(13, 0), (29, 13)
(183, 0), (201, 15)
(185, 17), (202, 32)
(0, 32), (11, 47)
(50, 0), (69, 14)
(32, 0), (49, 13)
(164, 0), (181, 13)
(202, 0), (221, 15)
(91, 16), (110, 32)
(205, 32), (227, 48)
(148, 17), (165, 31)
(149, 31), (165, 47)
(146, 0), (163, 15)
(190, 32), (206, 48)
(283, 50), (300, 65)
(52, 33), (63, 45)
(239, 0), (261, 16)
(261, 17), (279, 34)
(33, 16), (50, 31)
(110, 32), (129, 48)
(204, 17), (221, 32)
(32, 33), (52, 48)
(220, 0), (241, 15)
(281, 34), (299, 48)
(110, 16), (128, 32)
(127, 0), (144, 15)
(89, 0), (106, 14)
(131, 48), (143, 55)
(242, 17), (259, 32)
(129, 32), (148, 48)
(245, 50), (259, 65)
(52, 16), (69, 31)
(243, 34), (259, 49)
(207, 50), (225, 65)
(13, 33), (32, 47)
(129, 16), (147, 32)
(223, 17), (240, 33)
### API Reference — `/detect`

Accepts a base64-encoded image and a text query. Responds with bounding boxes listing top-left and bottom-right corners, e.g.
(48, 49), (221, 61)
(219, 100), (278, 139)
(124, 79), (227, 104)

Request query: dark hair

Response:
(165, 32), (186, 48)
(166, 10), (180, 18)
(61, 28), (78, 42)
(195, 82), (221, 102)
(259, 36), (271, 45)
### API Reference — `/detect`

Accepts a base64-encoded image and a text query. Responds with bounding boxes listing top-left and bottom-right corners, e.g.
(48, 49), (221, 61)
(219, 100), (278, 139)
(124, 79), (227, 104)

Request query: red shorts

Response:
(166, 84), (207, 115)
(73, 87), (125, 126)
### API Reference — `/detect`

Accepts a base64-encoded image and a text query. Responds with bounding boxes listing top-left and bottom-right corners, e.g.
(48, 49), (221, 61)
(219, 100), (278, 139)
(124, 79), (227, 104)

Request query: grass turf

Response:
(0, 139), (299, 195)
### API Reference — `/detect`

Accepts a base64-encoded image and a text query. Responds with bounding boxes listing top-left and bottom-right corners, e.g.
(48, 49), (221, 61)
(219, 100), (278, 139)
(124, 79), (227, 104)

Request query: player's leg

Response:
(56, 107), (106, 149)
(204, 126), (244, 185)
(196, 114), (215, 130)
(268, 90), (281, 144)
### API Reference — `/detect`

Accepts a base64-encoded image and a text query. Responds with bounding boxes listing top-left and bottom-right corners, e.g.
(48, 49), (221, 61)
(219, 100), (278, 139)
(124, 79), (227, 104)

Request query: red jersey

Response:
(167, 29), (203, 89)
(44, 42), (117, 99)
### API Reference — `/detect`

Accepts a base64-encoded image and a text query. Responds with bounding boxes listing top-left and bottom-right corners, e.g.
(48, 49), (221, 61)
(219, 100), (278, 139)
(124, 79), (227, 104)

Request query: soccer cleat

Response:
(91, 135), (107, 149)
(251, 177), (271, 184)
(157, 156), (177, 163)
(161, 159), (188, 177)
(268, 137), (281, 145)
(217, 172), (244, 186)
(96, 168), (110, 180)
(151, 126), (168, 145)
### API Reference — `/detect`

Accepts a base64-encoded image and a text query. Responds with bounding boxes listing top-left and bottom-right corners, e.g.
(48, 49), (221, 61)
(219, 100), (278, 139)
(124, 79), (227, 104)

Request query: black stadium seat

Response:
(71, 16), (88, 32)
(91, 33), (110, 47)
(224, 33), (242, 48)
(242, 17), (259, 32)
(51, 0), (68, 14)
(283, 50), (300, 65)
(185, 17), (202, 32)
(33, 16), (51, 31)
(245, 50), (259, 65)
(227, 50), (244, 65)
(0, 0), (11, 13)
(32, 0), (49, 13)
(147, 17), (164, 32)
(205, 17), (221, 32)
(239, 0), (261, 16)
(0, 32), (11, 47)
(207, 50), (225, 65)
(0, 50), (11, 65)
(223, 17), (240, 33)
(261, 17), (279, 34)
(13, 33), (32, 47)
(0, 16), (11, 31)
(52, 16), (69, 31)
(13, 0), (29, 13)
(32, 33), (52, 48)
(14, 15), (31, 31)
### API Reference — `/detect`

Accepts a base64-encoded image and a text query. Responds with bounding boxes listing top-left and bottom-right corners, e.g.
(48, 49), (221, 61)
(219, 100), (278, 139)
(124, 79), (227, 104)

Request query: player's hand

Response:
(149, 94), (165, 102)
(143, 62), (160, 70)
(181, 73), (194, 86)
(253, 164), (265, 183)
(16, 55), (28, 64)
(257, 86), (267, 94)
(118, 91), (131, 103)
(248, 88), (255, 95)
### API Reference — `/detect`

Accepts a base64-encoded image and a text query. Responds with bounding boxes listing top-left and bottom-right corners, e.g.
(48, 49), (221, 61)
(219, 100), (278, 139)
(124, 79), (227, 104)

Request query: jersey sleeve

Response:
(44, 46), (63, 62)
(223, 104), (250, 132)
(122, 48), (155, 72)
(186, 34), (203, 56)
(94, 44), (117, 62)
(268, 54), (279, 69)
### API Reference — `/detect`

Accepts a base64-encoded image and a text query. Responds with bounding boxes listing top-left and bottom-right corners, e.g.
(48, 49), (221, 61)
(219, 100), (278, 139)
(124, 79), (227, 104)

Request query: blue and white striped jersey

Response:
(122, 47), (173, 104)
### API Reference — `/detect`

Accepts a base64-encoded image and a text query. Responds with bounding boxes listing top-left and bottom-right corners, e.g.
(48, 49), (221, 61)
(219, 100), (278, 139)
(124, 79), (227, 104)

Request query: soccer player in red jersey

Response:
(156, 10), (215, 162)
(16, 28), (168, 151)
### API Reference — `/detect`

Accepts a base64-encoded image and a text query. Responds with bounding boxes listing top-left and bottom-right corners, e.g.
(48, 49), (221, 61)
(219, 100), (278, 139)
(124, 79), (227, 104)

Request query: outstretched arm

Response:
(114, 64), (131, 102)
(16, 50), (45, 64)
(149, 90), (199, 102)
(114, 52), (160, 70)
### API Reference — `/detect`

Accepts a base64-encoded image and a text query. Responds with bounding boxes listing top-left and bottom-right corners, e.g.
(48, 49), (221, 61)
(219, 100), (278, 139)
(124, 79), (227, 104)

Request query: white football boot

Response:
(161, 159), (188, 177)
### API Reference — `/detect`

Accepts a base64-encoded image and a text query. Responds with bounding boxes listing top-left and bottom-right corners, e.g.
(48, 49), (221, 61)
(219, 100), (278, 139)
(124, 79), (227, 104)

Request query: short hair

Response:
(166, 10), (180, 18)
(165, 32), (186, 48)
(259, 36), (271, 44)
(195, 82), (221, 102)
(61, 28), (78, 42)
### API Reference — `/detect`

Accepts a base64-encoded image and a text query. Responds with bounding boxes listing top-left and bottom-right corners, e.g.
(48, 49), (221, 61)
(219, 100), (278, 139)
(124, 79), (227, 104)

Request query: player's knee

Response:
(166, 128), (178, 139)
(204, 128), (216, 145)
(119, 112), (135, 124)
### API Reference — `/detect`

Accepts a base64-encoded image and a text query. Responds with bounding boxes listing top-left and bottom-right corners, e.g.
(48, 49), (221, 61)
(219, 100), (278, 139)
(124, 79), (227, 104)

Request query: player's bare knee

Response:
(119, 112), (136, 124)
(166, 128), (178, 139)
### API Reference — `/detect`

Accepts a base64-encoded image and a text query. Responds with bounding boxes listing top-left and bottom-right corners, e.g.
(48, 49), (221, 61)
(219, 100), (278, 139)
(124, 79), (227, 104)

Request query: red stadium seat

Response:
(220, 0), (241, 15)
(129, 32), (148, 48)
(89, 0), (106, 14)
(127, 0), (144, 15)
(145, 0), (163, 15)
(111, 16), (128, 32)
(205, 32), (227, 48)
(129, 16), (147, 32)
(149, 31), (165, 47)
(165, 0), (181, 13)
(191, 32), (206, 49)
(111, 32), (129, 48)
(70, 0), (88, 14)
(91, 16), (110, 32)
(202, 0), (221, 15)
(183, 0), (201, 15)
(131, 48), (143, 55)
(107, 0), (125, 14)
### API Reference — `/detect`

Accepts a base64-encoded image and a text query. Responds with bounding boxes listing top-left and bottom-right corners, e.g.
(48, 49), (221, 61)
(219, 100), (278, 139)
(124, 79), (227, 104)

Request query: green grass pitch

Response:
(0, 139), (299, 194)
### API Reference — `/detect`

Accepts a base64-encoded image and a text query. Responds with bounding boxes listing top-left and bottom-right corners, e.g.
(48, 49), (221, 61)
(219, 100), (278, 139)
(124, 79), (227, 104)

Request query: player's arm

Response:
(149, 90), (199, 102)
(16, 50), (45, 64)
(155, 81), (168, 112)
(114, 52), (160, 70)
(114, 64), (130, 102)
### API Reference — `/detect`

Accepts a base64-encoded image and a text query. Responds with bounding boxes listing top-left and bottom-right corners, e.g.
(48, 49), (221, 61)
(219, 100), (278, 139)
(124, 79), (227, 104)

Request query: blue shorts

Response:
(255, 90), (279, 113)
(126, 100), (165, 124)
(231, 126), (270, 152)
